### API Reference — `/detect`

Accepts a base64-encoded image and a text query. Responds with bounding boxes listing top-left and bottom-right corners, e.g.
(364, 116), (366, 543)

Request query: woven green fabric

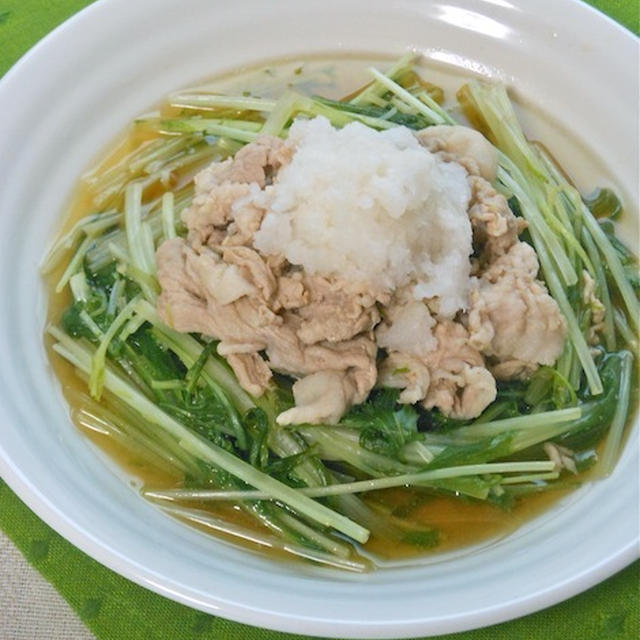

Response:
(0, 1), (638, 639)
(0, 478), (638, 640)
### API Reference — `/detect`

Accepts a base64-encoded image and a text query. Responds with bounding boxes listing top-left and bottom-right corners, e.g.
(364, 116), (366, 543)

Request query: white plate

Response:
(0, 1), (637, 637)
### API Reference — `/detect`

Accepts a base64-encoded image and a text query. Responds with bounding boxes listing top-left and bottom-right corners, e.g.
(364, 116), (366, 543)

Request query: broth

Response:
(45, 54), (633, 569)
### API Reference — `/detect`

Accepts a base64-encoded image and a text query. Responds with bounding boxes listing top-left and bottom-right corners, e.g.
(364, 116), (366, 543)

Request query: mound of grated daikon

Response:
(252, 116), (472, 316)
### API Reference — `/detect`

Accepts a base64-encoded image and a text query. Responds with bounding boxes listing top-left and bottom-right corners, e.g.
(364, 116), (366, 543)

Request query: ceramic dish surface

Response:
(0, 0), (637, 637)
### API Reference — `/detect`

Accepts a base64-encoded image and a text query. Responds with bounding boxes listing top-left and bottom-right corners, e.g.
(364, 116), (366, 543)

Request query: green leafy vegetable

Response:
(401, 529), (440, 549)
(584, 188), (623, 220)
(340, 389), (420, 457)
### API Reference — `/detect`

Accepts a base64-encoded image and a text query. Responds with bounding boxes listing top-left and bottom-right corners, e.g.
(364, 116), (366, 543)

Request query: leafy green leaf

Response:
(419, 409), (469, 432)
(558, 351), (629, 450)
(401, 528), (440, 549)
(245, 408), (269, 469)
(265, 447), (319, 481)
(61, 302), (97, 340)
(185, 341), (217, 394)
(525, 366), (577, 409)
(126, 327), (187, 384)
(340, 389), (420, 457)
(599, 220), (637, 267)
(312, 96), (433, 130)
(487, 487), (516, 510)
(426, 433), (515, 469)
(584, 187), (623, 220)
(86, 261), (118, 291)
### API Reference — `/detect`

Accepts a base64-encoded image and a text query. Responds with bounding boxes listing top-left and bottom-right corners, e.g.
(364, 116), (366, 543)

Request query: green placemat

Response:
(0, 1), (638, 639)
(0, 478), (638, 640)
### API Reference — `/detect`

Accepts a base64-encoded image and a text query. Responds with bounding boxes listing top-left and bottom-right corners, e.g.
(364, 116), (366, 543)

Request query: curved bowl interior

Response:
(0, 0), (637, 637)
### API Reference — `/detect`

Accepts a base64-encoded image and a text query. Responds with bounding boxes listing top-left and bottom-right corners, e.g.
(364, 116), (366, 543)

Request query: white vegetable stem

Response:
(145, 461), (556, 502)
(161, 192), (176, 241)
(451, 407), (582, 440)
(169, 94), (277, 112)
(367, 67), (450, 125)
(89, 296), (140, 400)
(124, 182), (158, 301)
(160, 503), (368, 572)
(498, 166), (603, 395)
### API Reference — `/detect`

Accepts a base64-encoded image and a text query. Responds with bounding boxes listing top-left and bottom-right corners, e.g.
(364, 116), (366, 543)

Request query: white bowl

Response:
(0, 1), (637, 637)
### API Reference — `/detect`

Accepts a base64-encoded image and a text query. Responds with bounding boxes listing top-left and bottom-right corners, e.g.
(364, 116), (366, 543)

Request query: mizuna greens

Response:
(44, 56), (637, 570)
